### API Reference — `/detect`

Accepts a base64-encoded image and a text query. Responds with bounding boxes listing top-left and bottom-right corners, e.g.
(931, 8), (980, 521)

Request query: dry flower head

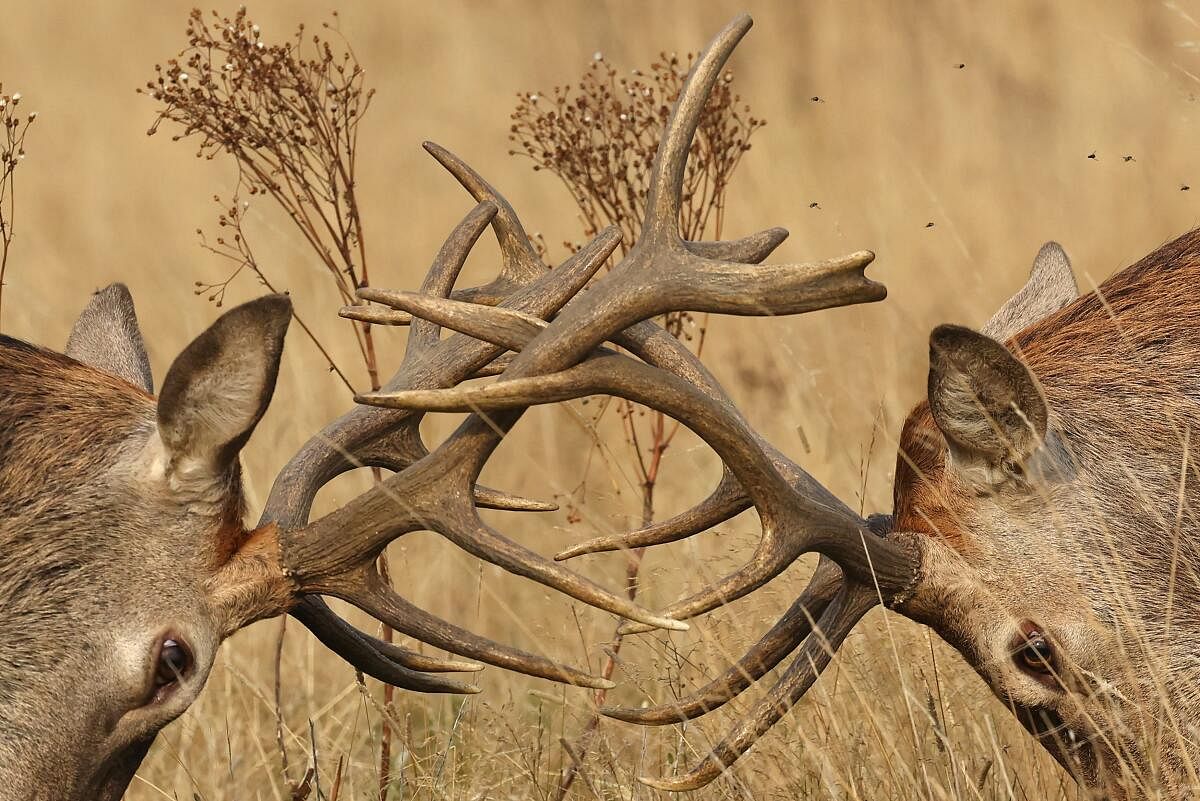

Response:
(141, 7), (379, 392)
(509, 51), (764, 254)
(140, 7), (374, 308)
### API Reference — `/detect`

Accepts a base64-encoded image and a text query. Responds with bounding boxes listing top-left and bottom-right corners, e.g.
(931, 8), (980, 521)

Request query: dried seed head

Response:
(509, 49), (765, 257)
(142, 8), (374, 307)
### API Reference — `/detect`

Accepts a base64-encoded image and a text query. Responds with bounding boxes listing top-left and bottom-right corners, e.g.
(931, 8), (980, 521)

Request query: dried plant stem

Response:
(0, 172), (13, 329)
(376, 537), (396, 801)
(328, 757), (345, 801)
(197, 217), (357, 392)
(558, 737), (603, 799)
(274, 615), (292, 781)
(0, 87), (35, 329)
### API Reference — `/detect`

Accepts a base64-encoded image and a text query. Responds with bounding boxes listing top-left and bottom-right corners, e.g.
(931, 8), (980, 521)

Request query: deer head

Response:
(894, 234), (1200, 796)
(1, 228), (707, 799)
(0, 287), (292, 798)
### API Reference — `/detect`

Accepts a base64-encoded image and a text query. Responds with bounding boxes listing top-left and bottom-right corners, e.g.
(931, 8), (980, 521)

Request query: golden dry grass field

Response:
(4, 1), (1200, 799)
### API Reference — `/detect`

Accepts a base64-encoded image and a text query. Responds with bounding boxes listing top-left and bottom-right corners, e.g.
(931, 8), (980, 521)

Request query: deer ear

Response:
(66, 283), (154, 393)
(982, 242), (1078, 341)
(157, 295), (291, 473)
(927, 324), (1047, 464)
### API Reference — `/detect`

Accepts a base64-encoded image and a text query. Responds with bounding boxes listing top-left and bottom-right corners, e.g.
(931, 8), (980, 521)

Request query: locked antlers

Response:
(354, 13), (922, 790)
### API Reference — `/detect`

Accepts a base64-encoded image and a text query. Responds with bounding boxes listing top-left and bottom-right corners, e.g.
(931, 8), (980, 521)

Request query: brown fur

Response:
(893, 401), (969, 548)
(0, 338), (154, 684)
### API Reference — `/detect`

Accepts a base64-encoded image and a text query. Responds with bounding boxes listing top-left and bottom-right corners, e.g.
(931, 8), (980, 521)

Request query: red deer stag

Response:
(0, 12), (1180, 801)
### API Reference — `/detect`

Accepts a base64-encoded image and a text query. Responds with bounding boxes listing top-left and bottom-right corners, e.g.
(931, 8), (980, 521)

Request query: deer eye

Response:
(1013, 624), (1056, 675)
(153, 638), (193, 690)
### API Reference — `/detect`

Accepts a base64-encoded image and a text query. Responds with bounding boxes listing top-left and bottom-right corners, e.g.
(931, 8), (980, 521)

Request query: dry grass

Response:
(3, 1), (1200, 798)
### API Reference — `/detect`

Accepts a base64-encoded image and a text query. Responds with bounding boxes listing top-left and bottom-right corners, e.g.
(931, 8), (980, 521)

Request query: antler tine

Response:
(473, 484), (558, 512)
(423, 140), (547, 305)
(404, 199), (498, 356)
(336, 569), (616, 689)
(338, 180), (531, 330)
(368, 635), (485, 673)
(358, 289), (548, 353)
(339, 305), (413, 326)
(685, 228), (788, 262)
(469, 352), (516, 378)
(637, 584), (879, 791)
(601, 558), (842, 724)
(642, 14), (752, 245)
(292, 597), (482, 693)
(444, 514), (689, 630)
(556, 469), (750, 560)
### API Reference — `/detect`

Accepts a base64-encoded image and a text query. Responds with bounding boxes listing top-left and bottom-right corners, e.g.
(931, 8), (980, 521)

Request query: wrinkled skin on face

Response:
(0, 286), (291, 801)
(894, 234), (1200, 797)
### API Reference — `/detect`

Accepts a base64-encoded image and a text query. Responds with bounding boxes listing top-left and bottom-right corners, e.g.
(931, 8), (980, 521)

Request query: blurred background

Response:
(3, 1), (1199, 798)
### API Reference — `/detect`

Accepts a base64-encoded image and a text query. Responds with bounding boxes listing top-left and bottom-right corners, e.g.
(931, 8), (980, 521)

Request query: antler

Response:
(354, 12), (925, 789)
(260, 193), (681, 691)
